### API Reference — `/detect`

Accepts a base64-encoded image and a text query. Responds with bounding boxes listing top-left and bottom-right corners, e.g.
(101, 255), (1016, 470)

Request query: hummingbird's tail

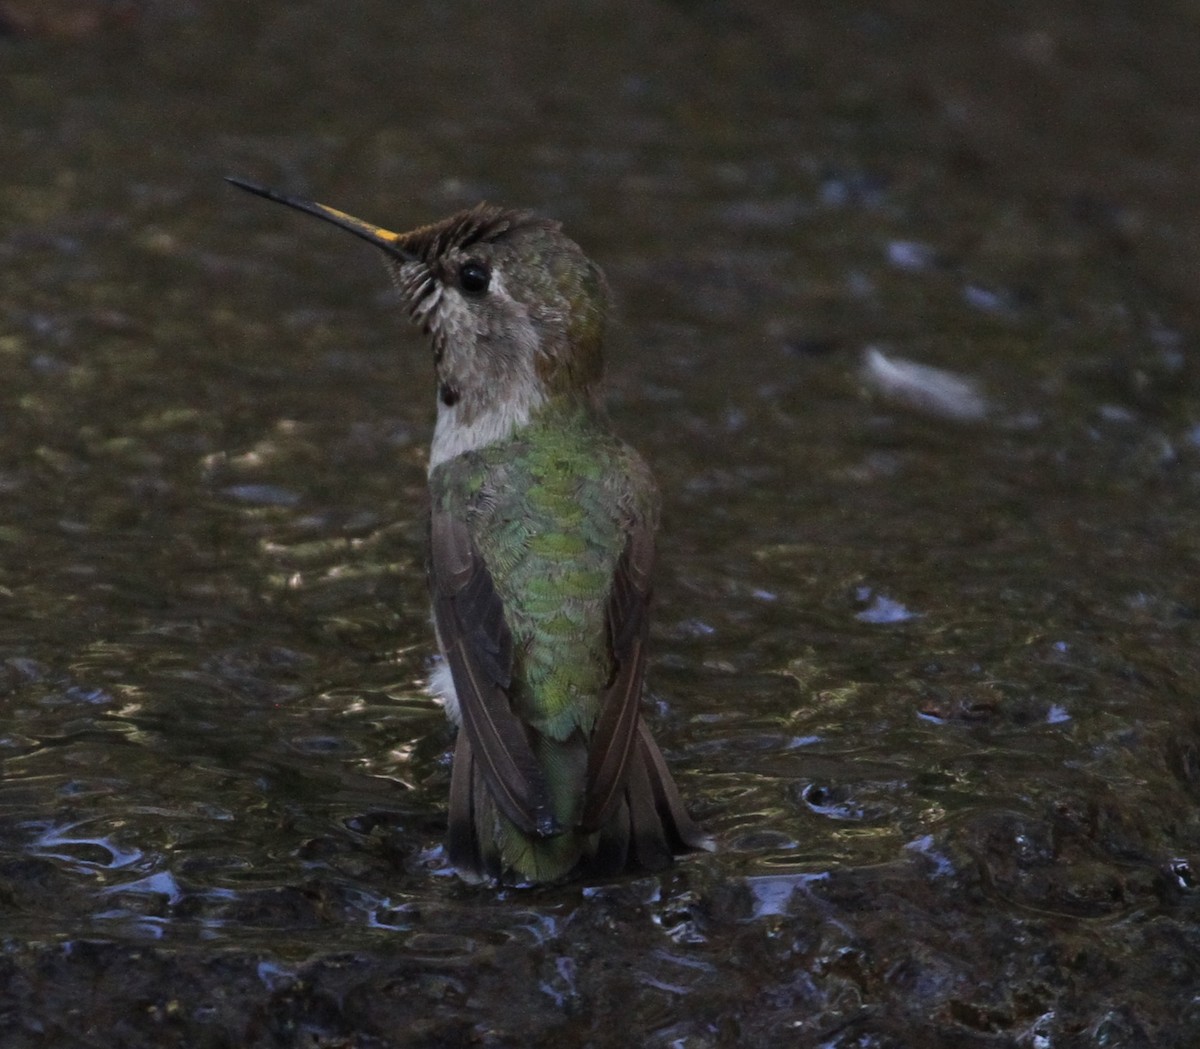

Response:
(446, 719), (712, 885)
(588, 719), (714, 876)
(446, 726), (585, 884)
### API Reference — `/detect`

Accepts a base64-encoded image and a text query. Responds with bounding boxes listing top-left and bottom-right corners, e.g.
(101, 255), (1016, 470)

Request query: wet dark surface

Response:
(3, 1), (1200, 1045)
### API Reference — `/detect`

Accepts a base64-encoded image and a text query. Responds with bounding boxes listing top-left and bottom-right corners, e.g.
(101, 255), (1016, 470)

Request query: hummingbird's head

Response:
(226, 180), (609, 426)
(384, 205), (608, 413)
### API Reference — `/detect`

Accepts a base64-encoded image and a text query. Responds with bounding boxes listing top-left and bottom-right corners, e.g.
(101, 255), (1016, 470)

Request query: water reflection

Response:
(28, 817), (144, 873)
(743, 872), (831, 919)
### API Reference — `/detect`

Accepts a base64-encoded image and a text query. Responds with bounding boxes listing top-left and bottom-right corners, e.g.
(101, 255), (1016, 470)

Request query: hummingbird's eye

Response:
(457, 260), (491, 295)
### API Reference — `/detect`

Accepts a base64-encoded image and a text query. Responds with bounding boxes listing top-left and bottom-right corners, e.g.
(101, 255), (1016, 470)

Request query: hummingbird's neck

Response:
(428, 385), (541, 471)
(427, 388), (600, 472)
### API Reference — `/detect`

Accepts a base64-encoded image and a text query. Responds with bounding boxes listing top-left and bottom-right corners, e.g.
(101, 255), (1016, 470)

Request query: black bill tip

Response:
(224, 175), (416, 262)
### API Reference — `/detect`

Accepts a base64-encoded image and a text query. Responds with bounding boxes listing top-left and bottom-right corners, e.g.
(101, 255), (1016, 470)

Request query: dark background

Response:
(2, 2), (1199, 1046)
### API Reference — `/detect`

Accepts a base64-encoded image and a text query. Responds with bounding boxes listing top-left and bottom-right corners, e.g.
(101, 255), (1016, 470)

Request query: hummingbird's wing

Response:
(579, 520), (655, 832)
(430, 508), (559, 839)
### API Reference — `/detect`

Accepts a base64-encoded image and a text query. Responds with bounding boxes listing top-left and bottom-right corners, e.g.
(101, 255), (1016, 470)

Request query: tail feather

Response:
(589, 796), (632, 876)
(447, 731), (503, 883)
(623, 733), (675, 872)
(445, 717), (710, 885)
(446, 730), (480, 878)
(634, 720), (714, 854)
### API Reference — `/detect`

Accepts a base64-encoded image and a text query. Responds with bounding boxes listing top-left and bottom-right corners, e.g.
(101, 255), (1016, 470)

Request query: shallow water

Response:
(2, 2), (1199, 1046)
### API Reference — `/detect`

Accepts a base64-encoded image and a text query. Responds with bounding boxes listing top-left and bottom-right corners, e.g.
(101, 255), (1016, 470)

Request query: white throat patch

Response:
(426, 270), (546, 471)
(428, 390), (544, 470)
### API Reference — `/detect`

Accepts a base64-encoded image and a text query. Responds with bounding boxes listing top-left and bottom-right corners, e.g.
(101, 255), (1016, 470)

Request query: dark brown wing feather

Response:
(430, 509), (558, 838)
(580, 522), (655, 832)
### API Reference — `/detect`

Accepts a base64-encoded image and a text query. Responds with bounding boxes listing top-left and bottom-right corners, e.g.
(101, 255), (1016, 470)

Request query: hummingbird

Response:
(227, 176), (711, 885)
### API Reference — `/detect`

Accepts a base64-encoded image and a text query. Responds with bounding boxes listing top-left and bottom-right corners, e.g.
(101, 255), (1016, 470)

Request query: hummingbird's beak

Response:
(225, 176), (418, 262)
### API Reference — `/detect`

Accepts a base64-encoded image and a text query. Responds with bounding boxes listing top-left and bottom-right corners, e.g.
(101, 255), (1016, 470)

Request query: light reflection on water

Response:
(744, 872), (832, 919)
(28, 817), (144, 873)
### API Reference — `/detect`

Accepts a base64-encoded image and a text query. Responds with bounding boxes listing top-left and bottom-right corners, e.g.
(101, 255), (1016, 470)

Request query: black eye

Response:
(458, 260), (490, 295)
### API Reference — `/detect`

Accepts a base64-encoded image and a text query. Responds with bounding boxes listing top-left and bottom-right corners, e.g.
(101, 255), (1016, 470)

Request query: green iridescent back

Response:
(428, 404), (658, 742)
